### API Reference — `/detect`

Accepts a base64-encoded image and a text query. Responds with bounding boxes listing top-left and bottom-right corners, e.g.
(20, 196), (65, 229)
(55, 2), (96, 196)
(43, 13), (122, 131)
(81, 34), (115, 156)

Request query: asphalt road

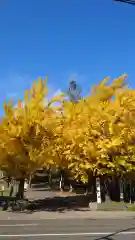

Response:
(0, 218), (135, 239)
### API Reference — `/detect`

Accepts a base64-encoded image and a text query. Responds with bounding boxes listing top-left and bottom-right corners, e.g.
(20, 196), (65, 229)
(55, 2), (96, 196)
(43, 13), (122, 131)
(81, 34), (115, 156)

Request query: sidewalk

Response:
(1, 210), (135, 220)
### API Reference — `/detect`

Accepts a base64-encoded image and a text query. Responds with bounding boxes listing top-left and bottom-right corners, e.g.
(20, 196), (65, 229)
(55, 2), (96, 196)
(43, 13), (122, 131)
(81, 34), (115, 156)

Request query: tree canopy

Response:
(1, 74), (135, 184)
(0, 78), (64, 179)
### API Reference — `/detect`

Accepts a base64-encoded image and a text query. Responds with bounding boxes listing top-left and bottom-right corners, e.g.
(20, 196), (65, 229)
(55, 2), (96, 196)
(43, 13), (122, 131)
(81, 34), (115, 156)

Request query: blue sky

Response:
(0, 0), (135, 114)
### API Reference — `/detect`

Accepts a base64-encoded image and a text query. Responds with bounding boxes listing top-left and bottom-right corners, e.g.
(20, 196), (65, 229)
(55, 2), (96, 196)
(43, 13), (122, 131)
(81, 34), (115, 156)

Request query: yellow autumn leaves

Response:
(0, 74), (135, 182)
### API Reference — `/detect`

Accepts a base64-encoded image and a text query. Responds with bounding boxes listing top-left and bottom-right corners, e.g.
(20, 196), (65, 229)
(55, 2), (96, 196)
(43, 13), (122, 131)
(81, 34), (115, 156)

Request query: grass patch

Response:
(127, 204), (135, 211)
(97, 202), (128, 211)
(0, 189), (9, 197)
(96, 201), (135, 211)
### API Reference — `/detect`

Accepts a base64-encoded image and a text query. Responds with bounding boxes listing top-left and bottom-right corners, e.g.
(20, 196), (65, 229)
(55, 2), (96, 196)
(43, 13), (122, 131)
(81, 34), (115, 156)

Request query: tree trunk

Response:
(104, 178), (112, 202)
(7, 177), (11, 188)
(9, 185), (14, 197)
(48, 172), (52, 190)
(123, 179), (130, 202)
(85, 172), (93, 196)
(129, 180), (132, 203)
(9, 179), (15, 197)
(16, 178), (25, 199)
(115, 177), (120, 202)
(111, 176), (120, 202)
(29, 175), (32, 188)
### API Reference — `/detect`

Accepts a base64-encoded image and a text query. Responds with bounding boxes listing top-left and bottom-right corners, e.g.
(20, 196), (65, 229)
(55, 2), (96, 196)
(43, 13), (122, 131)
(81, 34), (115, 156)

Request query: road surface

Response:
(0, 218), (135, 239)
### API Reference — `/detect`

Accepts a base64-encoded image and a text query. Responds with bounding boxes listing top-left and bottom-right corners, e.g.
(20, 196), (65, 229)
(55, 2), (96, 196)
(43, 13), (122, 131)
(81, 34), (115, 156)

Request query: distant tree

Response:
(67, 80), (81, 103)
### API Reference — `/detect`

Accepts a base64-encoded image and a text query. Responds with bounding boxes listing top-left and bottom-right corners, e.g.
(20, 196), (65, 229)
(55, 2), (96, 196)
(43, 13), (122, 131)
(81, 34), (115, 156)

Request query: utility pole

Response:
(113, 0), (135, 5)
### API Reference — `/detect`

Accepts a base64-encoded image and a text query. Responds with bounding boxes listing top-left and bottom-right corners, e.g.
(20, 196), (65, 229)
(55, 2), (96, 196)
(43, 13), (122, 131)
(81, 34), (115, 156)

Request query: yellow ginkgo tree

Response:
(54, 74), (134, 202)
(58, 75), (127, 175)
(1, 73), (135, 203)
(0, 77), (64, 198)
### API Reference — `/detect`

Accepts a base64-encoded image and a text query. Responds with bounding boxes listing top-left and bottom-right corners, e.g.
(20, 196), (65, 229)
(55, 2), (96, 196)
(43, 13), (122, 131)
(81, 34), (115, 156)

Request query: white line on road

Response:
(0, 223), (38, 227)
(1, 232), (135, 237)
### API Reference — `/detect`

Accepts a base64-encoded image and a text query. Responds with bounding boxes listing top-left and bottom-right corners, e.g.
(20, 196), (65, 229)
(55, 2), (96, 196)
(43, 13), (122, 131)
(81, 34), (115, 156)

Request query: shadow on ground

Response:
(0, 194), (95, 212)
(26, 194), (93, 212)
(0, 193), (132, 213)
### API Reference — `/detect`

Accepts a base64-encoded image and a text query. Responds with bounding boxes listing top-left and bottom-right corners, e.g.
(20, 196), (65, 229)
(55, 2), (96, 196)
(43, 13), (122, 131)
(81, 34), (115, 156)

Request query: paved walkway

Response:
(25, 188), (56, 200)
(25, 188), (77, 200)
(1, 210), (135, 220)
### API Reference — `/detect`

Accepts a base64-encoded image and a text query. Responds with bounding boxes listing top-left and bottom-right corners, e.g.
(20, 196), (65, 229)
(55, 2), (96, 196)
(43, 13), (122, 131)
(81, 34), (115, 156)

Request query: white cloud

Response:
(53, 89), (62, 97)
